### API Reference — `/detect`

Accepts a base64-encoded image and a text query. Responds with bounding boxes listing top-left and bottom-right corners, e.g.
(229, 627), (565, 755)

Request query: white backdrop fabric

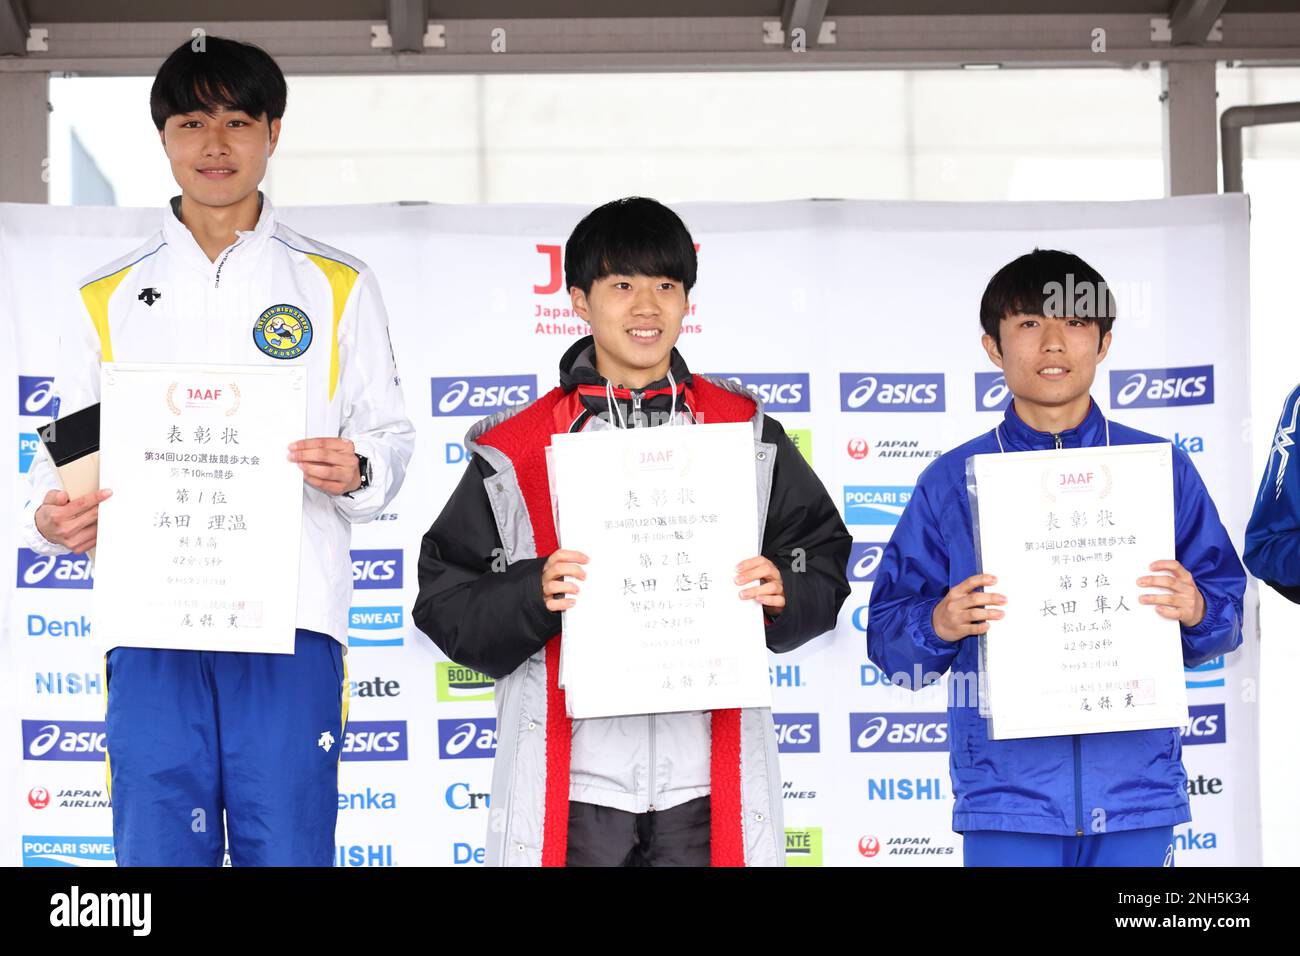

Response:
(0, 195), (1258, 867)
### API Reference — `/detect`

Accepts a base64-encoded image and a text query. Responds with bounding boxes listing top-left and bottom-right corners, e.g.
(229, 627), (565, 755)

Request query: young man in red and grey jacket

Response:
(413, 197), (851, 867)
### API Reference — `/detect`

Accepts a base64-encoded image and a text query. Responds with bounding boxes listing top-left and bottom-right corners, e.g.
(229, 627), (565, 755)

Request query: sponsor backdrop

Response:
(0, 196), (1257, 866)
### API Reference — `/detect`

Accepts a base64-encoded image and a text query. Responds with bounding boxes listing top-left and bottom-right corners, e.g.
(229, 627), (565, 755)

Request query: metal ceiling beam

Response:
(386, 0), (427, 53)
(0, 0), (31, 56)
(780, 0), (828, 50)
(1170, 0), (1227, 46)
(1221, 101), (1300, 192)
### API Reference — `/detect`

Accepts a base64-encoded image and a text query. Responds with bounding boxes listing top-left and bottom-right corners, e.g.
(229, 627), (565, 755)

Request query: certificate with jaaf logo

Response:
(92, 363), (306, 654)
(969, 443), (1190, 739)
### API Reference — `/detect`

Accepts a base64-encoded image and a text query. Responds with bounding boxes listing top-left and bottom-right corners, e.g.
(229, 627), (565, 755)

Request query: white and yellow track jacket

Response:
(19, 194), (415, 646)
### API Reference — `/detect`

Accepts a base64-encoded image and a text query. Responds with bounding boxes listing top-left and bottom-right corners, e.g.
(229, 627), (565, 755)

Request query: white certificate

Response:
(92, 363), (307, 654)
(550, 422), (771, 719)
(970, 443), (1189, 739)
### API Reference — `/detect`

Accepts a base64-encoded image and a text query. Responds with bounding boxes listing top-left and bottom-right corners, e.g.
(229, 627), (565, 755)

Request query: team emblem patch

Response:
(253, 304), (313, 359)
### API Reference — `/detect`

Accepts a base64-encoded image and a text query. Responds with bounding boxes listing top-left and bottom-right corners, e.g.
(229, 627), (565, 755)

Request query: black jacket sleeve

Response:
(411, 455), (560, 679)
(758, 416), (853, 653)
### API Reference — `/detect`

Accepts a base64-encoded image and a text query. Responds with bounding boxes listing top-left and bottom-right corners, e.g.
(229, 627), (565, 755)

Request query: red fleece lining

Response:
(478, 381), (759, 867)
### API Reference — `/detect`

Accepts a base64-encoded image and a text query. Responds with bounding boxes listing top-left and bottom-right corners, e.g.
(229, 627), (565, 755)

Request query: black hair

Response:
(564, 197), (698, 296)
(979, 248), (1116, 352)
(150, 35), (287, 132)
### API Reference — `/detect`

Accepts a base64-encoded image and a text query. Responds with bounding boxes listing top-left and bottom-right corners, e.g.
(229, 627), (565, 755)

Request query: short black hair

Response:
(980, 248), (1116, 352)
(565, 197), (698, 296)
(150, 35), (287, 132)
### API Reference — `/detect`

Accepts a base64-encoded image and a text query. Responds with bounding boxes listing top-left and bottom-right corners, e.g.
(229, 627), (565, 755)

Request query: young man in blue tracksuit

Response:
(867, 249), (1245, 867)
(1244, 385), (1300, 601)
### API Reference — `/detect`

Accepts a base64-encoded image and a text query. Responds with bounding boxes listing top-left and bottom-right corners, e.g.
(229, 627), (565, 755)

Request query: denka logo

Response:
(348, 606), (403, 647)
(437, 718), (498, 759)
(848, 543), (884, 583)
(436, 662), (495, 702)
(18, 375), (57, 417)
(430, 375), (536, 417)
(843, 487), (913, 525)
(1185, 655), (1224, 689)
(850, 713), (949, 752)
(16, 550), (93, 589)
(712, 373), (810, 412)
(1181, 703), (1226, 745)
(1110, 366), (1214, 409)
(773, 713), (821, 753)
(341, 720), (408, 761)
(22, 836), (115, 867)
(22, 721), (107, 761)
(974, 372), (1012, 412)
(840, 373), (944, 412)
(350, 550), (403, 589)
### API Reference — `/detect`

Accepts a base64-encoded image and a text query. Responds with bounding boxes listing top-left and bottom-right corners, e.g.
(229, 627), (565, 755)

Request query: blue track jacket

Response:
(1245, 383), (1300, 603)
(867, 398), (1245, 835)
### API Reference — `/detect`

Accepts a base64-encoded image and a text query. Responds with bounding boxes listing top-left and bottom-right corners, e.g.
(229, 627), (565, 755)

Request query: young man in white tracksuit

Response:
(19, 36), (414, 866)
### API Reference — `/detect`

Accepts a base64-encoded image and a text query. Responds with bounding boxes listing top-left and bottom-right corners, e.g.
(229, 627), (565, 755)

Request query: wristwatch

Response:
(344, 454), (372, 498)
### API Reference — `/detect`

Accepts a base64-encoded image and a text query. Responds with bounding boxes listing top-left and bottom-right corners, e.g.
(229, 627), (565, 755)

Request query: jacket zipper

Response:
(1054, 432), (1063, 449)
(631, 390), (643, 427)
(213, 238), (243, 289)
(647, 714), (656, 812)
(1073, 735), (1084, 836)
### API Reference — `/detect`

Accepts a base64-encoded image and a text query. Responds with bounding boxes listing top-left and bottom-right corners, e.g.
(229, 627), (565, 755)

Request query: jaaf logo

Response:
(430, 375), (536, 417)
(712, 373), (810, 412)
(436, 662), (495, 702)
(1109, 366), (1213, 409)
(437, 718), (498, 759)
(843, 486), (913, 525)
(17, 550), (93, 589)
(22, 720), (107, 761)
(785, 827), (823, 867)
(974, 372), (1012, 412)
(850, 712), (949, 752)
(773, 713), (820, 753)
(848, 542), (884, 583)
(350, 550), (403, 589)
(18, 376), (57, 417)
(22, 836), (114, 867)
(1181, 703), (1226, 745)
(840, 373), (944, 412)
(252, 304), (313, 359)
(341, 720), (408, 761)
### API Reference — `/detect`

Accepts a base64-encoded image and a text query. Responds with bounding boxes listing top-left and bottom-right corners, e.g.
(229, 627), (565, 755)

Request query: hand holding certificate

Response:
(548, 421), (772, 719)
(969, 443), (1191, 740)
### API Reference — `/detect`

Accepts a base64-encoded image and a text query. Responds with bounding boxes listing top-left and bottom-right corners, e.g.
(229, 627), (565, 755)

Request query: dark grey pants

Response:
(565, 796), (711, 867)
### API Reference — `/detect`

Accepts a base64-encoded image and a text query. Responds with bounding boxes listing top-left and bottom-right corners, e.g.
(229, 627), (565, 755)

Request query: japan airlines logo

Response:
(840, 373), (945, 412)
(974, 372), (1012, 411)
(1109, 366), (1214, 409)
(430, 375), (536, 416)
(711, 373), (811, 412)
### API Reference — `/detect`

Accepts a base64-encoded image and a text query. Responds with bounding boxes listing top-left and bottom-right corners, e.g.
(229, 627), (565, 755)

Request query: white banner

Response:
(0, 195), (1257, 867)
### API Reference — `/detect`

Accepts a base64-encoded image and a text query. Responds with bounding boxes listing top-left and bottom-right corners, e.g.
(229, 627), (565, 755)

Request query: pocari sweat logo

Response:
(1109, 366), (1214, 409)
(18, 375), (57, 417)
(22, 720), (107, 761)
(1185, 655), (1224, 689)
(974, 372), (1012, 412)
(773, 713), (820, 753)
(848, 542), (884, 583)
(16, 550), (93, 589)
(712, 373), (810, 412)
(850, 712), (949, 753)
(22, 836), (115, 867)
(341, 720), (408, 761)
(431, 375), (536, 417)
(19, 433), (40, 473)
(843, 487), (913, 525)
(840, 373), (945, 412)
(351, 550), (403, 589)
(348, 606), (404, 647)
(437, 718), (498, 759)
(1181, 703), (1226, 745)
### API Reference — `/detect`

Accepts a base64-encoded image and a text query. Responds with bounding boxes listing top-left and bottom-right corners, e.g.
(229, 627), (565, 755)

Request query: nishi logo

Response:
(850, 712), (949, 753)
(341, 720), (408, 761)
(848, 542), (884, 583)
(18, 375), (57, 417)
(1110, 366), (1213, 409)
(436, 662), (495, 702)
(35, 671), (101, 695)
(22, 836), (114, 867)
(770, 665), (804, 688)
(348, 606), (404, 647)
(974, 372), (1012, 412)
(1185, 655), (1224, 689)
(843, 486), (913, 525)
(17, 550), (93, 589)
(1181, 703), (1226, 745)
(840, 373), (944, 413)
(712, 373), (810, 412)
(773, 713), (821, 753)
(336, 844), (394, 867)
(784, 827), (823, 867)
(438, 718), (498, 759)
(22, 720), (107, 761)
(866, 777), (946, 800)
(430, 375), (536, 417)
(350, 550), (403, 589)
